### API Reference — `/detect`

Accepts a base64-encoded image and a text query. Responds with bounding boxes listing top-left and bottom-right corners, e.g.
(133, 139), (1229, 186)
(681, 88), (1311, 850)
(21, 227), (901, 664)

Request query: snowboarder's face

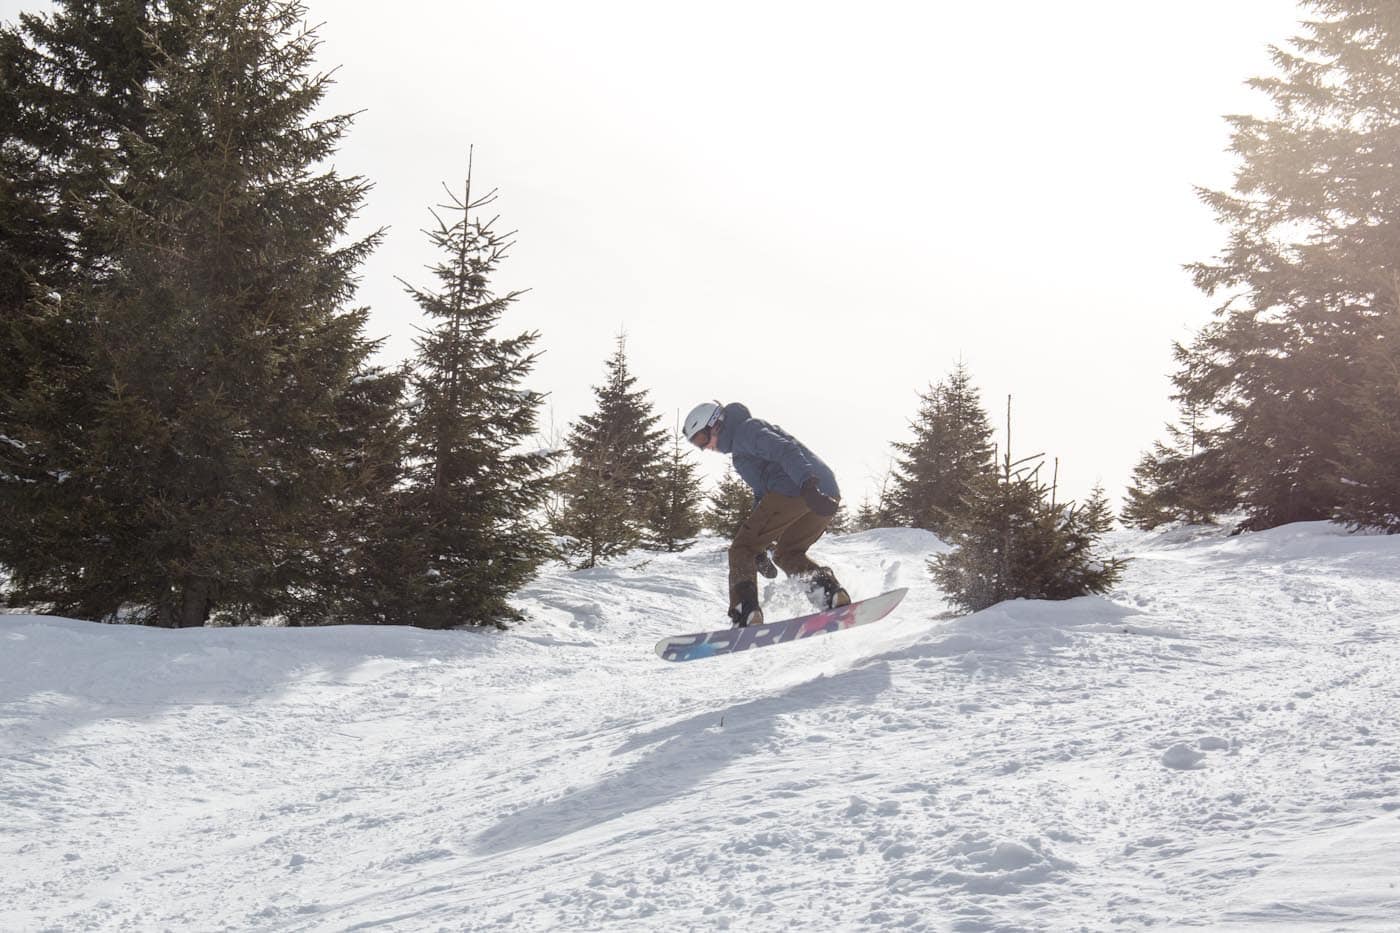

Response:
(689, 422), (721, 452)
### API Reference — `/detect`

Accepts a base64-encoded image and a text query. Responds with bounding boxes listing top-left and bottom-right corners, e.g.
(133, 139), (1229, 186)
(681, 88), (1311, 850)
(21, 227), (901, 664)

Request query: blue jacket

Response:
(716, 402), (840, 504)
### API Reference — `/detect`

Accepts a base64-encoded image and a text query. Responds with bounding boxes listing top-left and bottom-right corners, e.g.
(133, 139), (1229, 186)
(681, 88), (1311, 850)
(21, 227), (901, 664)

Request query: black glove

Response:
(755, 549), (778, 579)
(800, 476), (839, 517)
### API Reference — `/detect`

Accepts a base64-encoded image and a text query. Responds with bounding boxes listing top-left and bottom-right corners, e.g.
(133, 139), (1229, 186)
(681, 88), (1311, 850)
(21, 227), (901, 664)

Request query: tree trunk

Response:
(159, 577), (213, 628)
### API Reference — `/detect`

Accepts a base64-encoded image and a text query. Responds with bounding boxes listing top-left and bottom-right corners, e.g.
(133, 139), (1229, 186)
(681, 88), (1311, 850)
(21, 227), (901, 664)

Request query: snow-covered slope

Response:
(4, 523), (1400, 931)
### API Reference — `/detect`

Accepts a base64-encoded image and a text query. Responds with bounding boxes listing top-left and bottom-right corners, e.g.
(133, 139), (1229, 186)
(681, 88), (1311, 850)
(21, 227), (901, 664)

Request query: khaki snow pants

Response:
(728, 493), (831, 606)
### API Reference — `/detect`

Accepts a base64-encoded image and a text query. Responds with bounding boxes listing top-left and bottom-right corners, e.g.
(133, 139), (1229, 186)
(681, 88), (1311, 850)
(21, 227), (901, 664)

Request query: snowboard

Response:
(655, 588), (908, 662)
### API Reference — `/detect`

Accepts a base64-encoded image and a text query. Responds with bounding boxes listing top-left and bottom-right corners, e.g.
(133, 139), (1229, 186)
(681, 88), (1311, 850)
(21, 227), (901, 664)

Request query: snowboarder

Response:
(683, 400), (849, 627)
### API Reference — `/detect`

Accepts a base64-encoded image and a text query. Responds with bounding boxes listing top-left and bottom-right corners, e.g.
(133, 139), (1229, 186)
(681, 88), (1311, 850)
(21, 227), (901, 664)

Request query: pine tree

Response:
(370, 156), (554, 628)
(1, 2), (174, 310)
(1121, 446), (1182, 531)
(851, 497), (885, 533)
(704, 468), (754, 538)
(1037, 483), (1128, 601)
(649, 425), (705, 552)
(1081, 483), (1116, 538)
(552, 336), (667, 566)
(888, 362), (995, 537)
(825, 502), (851, 536)
(835, 472), (897, 533)
(1, 1), (400, 625)
(930, 402), (1126, 614)
(1334, 302), (1400, 531)
(570, 334), (668, 516)
(1180, 1), (1400, 531)
(1121, 406), (1236, 530)
(552, 444), (642, 569)
(1, 2), (177, 618)
(930, 458), (1042, 614)
(285, 363), (407, 627)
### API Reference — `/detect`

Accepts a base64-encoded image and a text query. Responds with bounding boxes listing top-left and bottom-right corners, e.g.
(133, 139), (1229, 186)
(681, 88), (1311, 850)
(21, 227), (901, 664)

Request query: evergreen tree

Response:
(570, 334), (668, 515)
(888, 362), (995, 537)
(284, 362), (407, 627)
(851, 497), (885, 533)
(1121, 446), (1183, 531)
(649, 425), (705, 552)
(0, 1), (399, 625)
(370, 158), (553, 628)
(837, 472), (896, 533)
(1080, 483), (1117, 539)
(1180, 1), (1400, 531)
(1, 2), (175, 313)
(552, 336), (667, 566)
(552, 442), (642, 569)
(1121, 406), (1236, 530)
(931, 407), (1126, 614)
(1, 2), (178, 618)
(1334, 304), (1400, 531)
(704, 468), (753, 538)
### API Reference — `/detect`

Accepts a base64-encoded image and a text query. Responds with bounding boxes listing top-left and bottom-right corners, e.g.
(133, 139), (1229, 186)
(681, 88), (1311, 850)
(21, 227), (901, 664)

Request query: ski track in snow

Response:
(3, 523), (1400, 931)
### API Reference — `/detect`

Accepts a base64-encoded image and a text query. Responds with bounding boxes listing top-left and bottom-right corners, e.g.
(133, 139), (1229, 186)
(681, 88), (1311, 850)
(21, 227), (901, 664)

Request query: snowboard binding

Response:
(728, 580), (764, 628)
(809, 567), (850, 611)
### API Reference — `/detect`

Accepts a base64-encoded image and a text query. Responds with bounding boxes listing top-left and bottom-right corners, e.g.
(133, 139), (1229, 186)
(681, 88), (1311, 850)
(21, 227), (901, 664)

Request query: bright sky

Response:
(5, 1), (1306, 512)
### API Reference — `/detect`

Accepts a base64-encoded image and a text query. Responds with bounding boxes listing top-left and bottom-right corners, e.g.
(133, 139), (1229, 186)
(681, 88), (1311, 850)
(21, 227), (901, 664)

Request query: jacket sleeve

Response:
(749, 423), (820, 492)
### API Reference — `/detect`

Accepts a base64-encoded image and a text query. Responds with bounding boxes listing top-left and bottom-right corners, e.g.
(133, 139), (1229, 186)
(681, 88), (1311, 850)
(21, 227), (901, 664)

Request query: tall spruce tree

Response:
(1, 2), (174, 312)
(552, 336), (667, 567)
(0, 0), (400, 625)
(888, 362), (995, 537)
(1180, 1), (1400, 531)
(372, 158), (553, 628)
(1, 2), (177, 618)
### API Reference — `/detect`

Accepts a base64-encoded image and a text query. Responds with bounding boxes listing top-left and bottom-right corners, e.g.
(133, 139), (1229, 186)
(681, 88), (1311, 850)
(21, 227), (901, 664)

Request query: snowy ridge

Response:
(4, 523), (1400, 930)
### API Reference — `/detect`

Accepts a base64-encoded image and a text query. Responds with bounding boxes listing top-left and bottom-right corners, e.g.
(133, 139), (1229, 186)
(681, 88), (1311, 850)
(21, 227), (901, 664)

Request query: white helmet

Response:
(683, 401), (723, 445)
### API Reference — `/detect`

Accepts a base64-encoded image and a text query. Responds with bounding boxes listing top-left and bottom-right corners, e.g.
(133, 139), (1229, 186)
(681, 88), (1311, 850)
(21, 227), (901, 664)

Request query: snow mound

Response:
(1161, 742), (1207, 770)
(933, 833), (1076, 895)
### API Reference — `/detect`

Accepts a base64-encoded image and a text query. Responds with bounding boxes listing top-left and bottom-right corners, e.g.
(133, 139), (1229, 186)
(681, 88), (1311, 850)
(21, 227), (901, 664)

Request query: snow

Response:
(4, 521), (1400, 930)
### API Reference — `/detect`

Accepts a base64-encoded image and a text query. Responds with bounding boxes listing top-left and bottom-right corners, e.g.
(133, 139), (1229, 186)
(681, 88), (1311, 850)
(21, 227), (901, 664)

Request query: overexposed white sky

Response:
(6, 1), (1305, 511)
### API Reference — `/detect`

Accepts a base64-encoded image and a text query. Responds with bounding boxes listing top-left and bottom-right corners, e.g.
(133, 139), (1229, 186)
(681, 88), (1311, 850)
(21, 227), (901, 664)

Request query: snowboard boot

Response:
(755, 549), (778, 580)
(810, 567), (850, 610)
(728, 580), (764, 628)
